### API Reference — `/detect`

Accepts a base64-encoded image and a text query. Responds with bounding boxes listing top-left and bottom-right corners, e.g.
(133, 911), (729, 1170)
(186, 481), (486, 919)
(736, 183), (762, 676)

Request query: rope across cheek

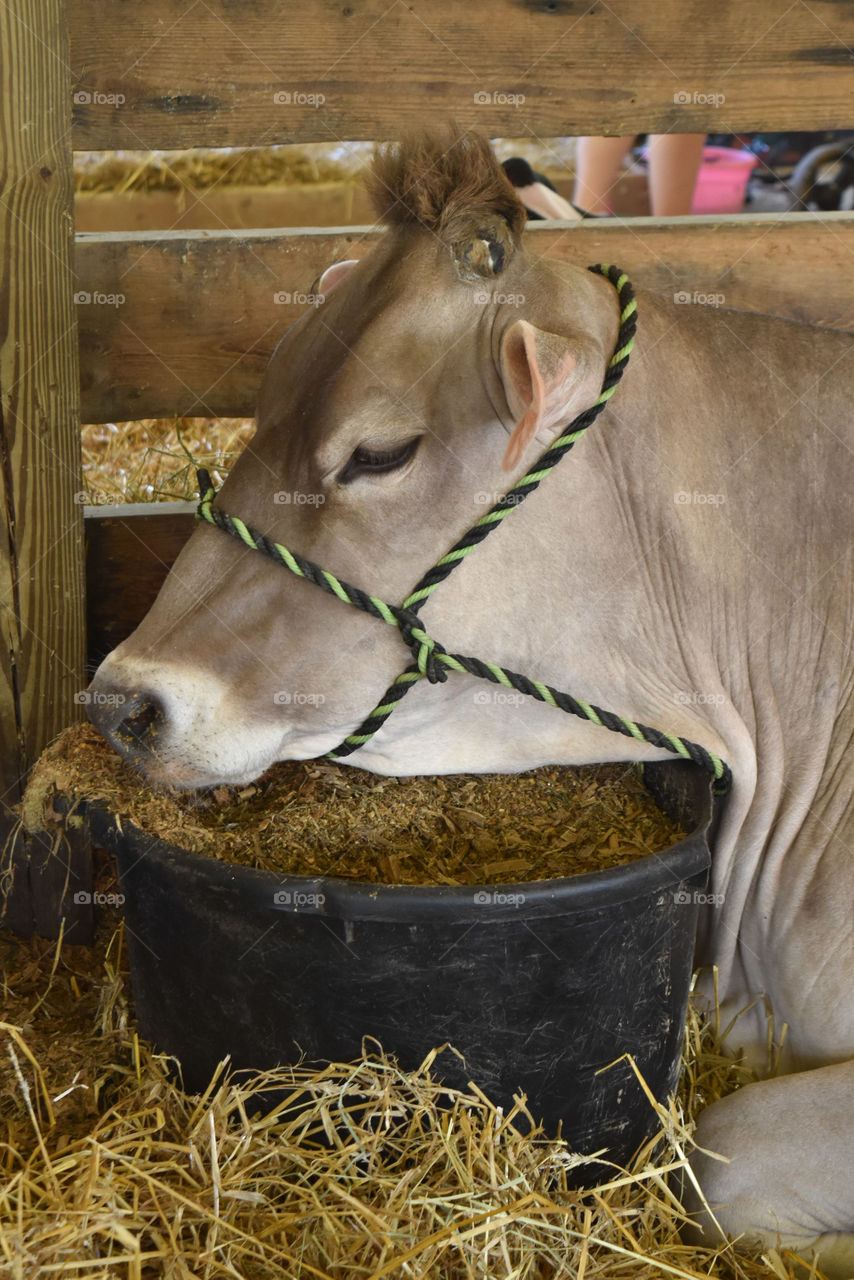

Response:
(196, 264), (732, 794)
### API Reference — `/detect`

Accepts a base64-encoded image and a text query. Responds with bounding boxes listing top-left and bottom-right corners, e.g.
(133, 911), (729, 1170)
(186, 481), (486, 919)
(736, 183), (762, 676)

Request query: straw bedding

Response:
(4, 688), (816, 1269)
(80, 418), (255, 506)
(5, 742), (816, 1277)
(0, 881), (814, 1278)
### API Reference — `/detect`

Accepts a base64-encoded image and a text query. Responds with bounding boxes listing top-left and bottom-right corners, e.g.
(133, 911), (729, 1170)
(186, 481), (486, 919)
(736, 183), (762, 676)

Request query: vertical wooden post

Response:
(0, 1), (91, 939)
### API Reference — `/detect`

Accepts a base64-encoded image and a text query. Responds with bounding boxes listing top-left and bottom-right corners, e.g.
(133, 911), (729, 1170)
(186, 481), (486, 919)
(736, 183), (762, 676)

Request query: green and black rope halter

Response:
(196, 264), (732, 793)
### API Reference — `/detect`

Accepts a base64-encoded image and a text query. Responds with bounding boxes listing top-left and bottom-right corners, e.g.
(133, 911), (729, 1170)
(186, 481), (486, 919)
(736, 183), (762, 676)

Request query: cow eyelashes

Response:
(339, 436), (420, 483)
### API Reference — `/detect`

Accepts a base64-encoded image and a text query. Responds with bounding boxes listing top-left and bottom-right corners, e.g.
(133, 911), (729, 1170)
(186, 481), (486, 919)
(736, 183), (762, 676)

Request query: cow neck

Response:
(196, 264), (732, 794)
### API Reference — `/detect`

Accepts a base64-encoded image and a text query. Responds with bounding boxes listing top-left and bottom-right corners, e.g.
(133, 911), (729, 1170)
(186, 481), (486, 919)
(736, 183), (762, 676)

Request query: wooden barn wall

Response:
(75, 214), (854, 424)
(68, 0), (854, 149)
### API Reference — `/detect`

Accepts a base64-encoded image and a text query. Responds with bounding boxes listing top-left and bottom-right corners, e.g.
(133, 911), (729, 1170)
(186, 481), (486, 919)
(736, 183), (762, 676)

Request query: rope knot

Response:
(397, 610), (448, 683)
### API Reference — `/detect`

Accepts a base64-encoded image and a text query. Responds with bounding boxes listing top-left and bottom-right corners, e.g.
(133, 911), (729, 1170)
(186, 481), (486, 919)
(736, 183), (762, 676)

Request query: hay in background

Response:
(74, 139), (577, 197)
(81, 417), (255, 505)
(0, 913), (822, 1279)
(74, 143), (376, 195)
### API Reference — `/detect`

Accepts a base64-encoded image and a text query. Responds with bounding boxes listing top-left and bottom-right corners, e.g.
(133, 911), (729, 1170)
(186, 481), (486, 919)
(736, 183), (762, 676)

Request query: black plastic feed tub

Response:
(88, 759), (716, 1171)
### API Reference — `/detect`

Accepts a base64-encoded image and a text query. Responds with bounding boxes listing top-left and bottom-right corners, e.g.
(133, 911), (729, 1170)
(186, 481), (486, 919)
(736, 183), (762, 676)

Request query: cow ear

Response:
(498, 320), (604, 472)
(314, 258), (359, 296)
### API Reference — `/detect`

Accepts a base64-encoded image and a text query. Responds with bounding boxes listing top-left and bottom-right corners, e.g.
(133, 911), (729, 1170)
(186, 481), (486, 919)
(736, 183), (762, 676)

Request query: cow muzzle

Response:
(85, 655), (298, 789)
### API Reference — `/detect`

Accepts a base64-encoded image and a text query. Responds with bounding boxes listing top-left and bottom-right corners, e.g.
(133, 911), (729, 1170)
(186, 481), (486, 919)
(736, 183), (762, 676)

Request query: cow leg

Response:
(683, 1060), (854, 1278)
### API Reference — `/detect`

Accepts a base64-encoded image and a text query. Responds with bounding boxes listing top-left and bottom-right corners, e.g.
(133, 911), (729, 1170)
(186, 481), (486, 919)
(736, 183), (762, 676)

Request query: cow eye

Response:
(339, 436), (419, 483)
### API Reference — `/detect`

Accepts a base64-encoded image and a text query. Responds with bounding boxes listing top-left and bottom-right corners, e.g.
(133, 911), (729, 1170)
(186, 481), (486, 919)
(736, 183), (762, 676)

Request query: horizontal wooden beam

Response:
(68, 0), (854, 149)
(76, 213), (854, 423)
(74, 182), (379, 235)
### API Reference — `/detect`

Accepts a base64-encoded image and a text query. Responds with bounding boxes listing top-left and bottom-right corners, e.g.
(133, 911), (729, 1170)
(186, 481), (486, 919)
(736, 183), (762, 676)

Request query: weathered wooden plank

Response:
(74, 183), (379, 234)
(76, 225), (368, 421)
(73, 172), (647, 235)
(0, 1), (86, 836)
(76, 213), (854, 424)
(68, 0), (854, 149)
(85, 504), (196, 664)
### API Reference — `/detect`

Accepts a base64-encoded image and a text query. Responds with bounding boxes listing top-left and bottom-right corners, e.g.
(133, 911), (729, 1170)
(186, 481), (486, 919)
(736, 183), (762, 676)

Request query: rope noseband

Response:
(196, 265), (731, 793)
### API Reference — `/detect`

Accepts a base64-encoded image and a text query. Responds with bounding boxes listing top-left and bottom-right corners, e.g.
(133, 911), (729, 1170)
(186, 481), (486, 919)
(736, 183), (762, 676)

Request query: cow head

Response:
(88, 127), (621, 788)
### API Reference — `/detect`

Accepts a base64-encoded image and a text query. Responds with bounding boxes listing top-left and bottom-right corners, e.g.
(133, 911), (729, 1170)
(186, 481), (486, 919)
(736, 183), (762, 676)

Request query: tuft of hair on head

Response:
(368, 124), (527, 282)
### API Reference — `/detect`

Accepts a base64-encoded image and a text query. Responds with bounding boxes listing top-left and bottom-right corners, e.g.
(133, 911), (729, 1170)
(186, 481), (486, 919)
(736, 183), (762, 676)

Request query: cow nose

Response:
(86, 682), (166, 760)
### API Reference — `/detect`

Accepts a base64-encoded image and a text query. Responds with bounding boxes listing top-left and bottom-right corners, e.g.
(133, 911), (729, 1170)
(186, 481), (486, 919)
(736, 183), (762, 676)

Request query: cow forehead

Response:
(261, 263), (493, 447)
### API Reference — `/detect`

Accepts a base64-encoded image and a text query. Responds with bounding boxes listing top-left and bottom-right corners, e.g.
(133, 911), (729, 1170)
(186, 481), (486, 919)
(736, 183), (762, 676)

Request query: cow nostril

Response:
(116, 698), (162, 747)
(87, 682), (169, 759)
